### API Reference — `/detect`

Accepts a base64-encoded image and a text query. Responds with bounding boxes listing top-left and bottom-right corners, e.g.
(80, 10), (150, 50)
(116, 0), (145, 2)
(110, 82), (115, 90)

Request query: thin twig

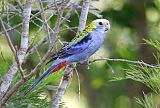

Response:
(0, 17), (16, 55)
(52, 0), (66, 38)
(0, 17), (24, 79)
(88, 58), (160, 69)
(28, 12), (54, 48)
(77, 0), (91, 34)
(74, 67), (81, 101)
(0, 23), (22, 35)
(3, 21), (21, 35)
(14, 46), (25, 79)
(38, 0), (52, 43)
(60, 0), (82, 25)
(35, 47), (42, 61)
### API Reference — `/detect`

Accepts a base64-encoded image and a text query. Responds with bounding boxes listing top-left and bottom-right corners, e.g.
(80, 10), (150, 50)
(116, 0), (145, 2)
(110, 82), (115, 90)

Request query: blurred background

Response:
(0, 0), (160, 108)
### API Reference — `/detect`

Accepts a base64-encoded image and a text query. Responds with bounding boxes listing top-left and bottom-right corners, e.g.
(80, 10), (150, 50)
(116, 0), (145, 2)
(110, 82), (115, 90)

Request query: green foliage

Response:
(126, 65), (160, 94)
(144, 39), (160, 52)
(125, 39), (160, 108)
(6, 69), (64, 108)
(136, 93), (157, 108)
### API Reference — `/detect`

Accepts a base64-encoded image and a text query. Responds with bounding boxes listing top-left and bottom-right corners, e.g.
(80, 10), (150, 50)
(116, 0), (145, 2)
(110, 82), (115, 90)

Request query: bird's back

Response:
(67, 29), (107, 63)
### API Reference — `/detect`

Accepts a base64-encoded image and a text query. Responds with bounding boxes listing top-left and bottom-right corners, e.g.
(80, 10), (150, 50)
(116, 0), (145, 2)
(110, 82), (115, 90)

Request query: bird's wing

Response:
(46, 32), (93, 64)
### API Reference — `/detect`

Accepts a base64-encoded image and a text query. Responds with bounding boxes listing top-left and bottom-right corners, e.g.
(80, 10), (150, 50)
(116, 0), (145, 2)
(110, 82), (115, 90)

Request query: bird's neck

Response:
(92, 30), (107, 43)
(85, 23), (94, 32)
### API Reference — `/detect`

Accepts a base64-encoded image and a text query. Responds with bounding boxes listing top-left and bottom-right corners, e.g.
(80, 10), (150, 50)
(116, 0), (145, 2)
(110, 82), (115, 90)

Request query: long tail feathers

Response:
(23, 59), (67, 96)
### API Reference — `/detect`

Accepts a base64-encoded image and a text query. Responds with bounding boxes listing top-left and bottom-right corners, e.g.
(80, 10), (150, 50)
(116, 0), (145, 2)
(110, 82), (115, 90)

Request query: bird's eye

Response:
(99, 22), (103, 25)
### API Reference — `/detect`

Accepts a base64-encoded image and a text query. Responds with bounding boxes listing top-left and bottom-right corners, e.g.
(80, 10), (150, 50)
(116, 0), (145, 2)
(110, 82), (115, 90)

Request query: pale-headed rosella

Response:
(24, 19), (110, 95)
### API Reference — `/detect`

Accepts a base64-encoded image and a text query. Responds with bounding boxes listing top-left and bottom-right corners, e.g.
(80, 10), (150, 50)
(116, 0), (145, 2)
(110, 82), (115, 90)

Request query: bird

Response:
(24, 19), (110, 95)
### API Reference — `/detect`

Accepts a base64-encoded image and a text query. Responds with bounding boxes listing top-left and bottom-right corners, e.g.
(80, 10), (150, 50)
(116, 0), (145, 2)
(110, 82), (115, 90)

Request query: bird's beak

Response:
(104, 24), (110, 32)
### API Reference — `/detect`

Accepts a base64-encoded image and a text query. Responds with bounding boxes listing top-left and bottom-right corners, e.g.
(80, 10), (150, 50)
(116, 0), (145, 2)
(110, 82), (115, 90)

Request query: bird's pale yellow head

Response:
(86, 19), (110, 33)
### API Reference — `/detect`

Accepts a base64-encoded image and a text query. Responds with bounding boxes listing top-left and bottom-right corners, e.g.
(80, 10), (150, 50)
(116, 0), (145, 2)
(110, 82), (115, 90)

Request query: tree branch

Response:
(52, 0), (91, 107)
(77, 0), (91, 33)
(0, 0), (32, 96)
(52, 66), (74, 108)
